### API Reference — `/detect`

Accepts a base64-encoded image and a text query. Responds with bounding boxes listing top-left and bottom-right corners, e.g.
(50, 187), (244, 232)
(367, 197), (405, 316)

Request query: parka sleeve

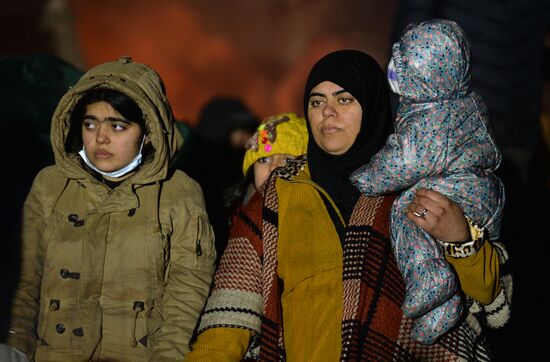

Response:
(186, 190), (264, 360)
(451, 241), (512, 330)
(7, 171), (50, 359)
(149, 178), (216, 360)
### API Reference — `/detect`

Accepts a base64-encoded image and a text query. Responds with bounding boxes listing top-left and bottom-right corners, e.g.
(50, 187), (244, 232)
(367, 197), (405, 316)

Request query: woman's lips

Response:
(321, 126), (339, 135)
(95, 151), (112, 159)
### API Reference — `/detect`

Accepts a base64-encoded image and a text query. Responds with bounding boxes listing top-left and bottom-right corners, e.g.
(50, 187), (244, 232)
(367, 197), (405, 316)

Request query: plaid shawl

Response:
(197, 156), (511, 361)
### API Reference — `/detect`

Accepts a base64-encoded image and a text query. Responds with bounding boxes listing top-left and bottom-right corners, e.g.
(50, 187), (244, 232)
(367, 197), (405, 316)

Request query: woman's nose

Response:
(96, 125), (109, 144)
(322, 102), (336, 118)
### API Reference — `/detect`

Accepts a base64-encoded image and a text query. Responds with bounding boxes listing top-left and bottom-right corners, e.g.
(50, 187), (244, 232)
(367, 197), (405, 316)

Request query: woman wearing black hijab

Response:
(186, 50), (511, 361)
(305, 50), (394, 222)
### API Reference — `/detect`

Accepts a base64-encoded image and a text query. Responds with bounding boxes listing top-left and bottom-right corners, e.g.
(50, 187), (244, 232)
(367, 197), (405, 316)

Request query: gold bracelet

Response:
(438, 237), (484, 258)
(437, 217), (486, 258)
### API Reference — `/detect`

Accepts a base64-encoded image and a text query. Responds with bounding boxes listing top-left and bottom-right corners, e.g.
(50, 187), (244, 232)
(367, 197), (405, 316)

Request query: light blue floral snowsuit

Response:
(350, 19), (505, 344)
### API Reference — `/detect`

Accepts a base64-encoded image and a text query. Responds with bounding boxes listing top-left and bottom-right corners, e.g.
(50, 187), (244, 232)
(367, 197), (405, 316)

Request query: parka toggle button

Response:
(55, 324), (65, 334)
(60, 268), (80, 280)
(49, 299), (60, 311)
(133, 301), (145, 311)
(67, 213), (85, 227)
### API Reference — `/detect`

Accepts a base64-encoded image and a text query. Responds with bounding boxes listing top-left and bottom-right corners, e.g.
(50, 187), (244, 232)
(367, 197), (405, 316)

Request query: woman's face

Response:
(81, 101), (144, 172)
(307, 81), (362, 155)
(253, 154), (297, 189)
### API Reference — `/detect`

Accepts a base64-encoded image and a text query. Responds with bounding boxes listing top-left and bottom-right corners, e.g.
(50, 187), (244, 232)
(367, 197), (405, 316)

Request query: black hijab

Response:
(303, 50), (393, 221)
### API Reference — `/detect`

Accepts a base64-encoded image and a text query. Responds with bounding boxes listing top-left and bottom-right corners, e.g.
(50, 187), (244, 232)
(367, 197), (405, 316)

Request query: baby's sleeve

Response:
(351, 129), (425, 194)
(350, 111), (448, 195)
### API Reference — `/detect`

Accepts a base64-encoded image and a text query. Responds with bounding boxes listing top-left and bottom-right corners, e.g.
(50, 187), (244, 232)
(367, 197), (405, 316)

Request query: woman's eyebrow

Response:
(309, 89), (348, 98)
(106, 117), (130, 123)
(332, 89), (348, 96)
(82, 115), (129, 123)
(82, 114), (98, 120)
(308, 92), (326, 98)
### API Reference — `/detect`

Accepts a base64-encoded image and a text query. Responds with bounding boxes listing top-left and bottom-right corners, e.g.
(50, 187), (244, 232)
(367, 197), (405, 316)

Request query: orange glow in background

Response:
(67, 0), (396, 124)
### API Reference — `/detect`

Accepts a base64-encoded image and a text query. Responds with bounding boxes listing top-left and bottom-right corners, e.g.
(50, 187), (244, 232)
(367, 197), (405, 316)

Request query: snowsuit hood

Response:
(391, 19), (471, 103)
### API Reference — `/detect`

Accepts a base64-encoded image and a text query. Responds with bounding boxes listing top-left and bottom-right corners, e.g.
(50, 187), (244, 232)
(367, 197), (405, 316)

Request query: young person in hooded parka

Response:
(7, 56), (216, 362)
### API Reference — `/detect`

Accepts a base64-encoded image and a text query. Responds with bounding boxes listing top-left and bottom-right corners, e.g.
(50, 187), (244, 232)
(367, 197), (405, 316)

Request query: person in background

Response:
(350, 19), (505, 344)
(187, 111), (308, 357)
(7, 56), (216, 361)
(185, 50), (511, 361)
(179, 97), (260, 260)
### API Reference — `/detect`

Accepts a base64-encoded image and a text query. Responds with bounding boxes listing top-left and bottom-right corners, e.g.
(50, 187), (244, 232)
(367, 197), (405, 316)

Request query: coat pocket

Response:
(35, 297), (83, 352)
(118, 299), (162, 350)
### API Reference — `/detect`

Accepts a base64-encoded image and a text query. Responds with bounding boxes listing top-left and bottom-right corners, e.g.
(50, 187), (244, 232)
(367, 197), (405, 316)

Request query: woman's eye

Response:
(309, 99), (323, 107)
(112, 123), (126, 131)
(83, 121), (96, 129)
(257, 157), (270, 164)
(338, 97), (354, 105)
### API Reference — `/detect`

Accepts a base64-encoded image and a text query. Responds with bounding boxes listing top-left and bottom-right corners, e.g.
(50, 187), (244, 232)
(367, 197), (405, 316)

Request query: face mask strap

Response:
(138, 135), (146, 152)
(78, 135), (146, 178)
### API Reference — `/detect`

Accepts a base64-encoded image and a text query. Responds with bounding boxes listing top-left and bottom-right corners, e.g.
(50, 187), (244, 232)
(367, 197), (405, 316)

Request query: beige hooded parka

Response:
(7, 57), (216, 361)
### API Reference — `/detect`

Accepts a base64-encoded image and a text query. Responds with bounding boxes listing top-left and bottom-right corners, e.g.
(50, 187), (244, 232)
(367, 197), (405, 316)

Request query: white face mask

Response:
(79, 136), (146, 178)
(387, 57), (401, 95)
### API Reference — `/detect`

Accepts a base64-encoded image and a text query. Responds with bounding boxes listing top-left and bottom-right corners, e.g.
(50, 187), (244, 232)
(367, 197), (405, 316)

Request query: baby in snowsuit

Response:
(350, 19), (505, 344)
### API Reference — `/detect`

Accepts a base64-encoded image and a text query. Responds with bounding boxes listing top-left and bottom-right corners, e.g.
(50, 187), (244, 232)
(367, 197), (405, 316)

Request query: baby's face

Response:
(387, 57), (401, 95)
